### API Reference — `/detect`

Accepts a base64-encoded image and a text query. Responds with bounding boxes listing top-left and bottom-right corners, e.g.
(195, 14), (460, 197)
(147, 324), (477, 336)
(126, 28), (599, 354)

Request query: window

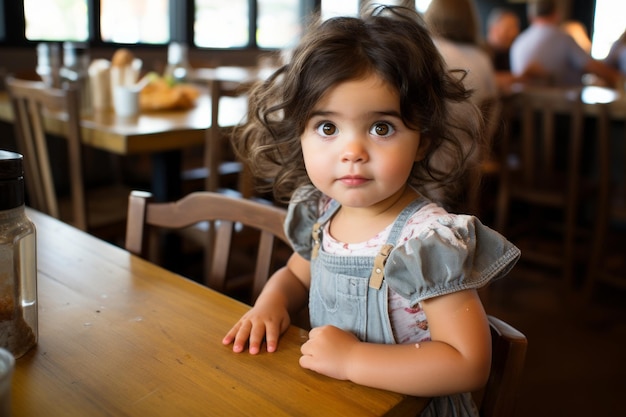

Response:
(18, 0), (309, 49)
(591, 0), (625, 59)
(320, 1), (431, 20)
(194, 0), (250, 48)
(321, 0), (359, 20)
(13, 1), (314, 49)
(100, 0), (169, 44)
(257, 0), (302, 49)
(415, 0), (431, 13)
(24, 0), (89, 41)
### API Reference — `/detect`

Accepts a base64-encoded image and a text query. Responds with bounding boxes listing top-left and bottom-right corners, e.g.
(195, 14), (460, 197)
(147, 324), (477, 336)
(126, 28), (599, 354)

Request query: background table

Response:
(11, 208), (427, 417)
(0, 89), (247, 201)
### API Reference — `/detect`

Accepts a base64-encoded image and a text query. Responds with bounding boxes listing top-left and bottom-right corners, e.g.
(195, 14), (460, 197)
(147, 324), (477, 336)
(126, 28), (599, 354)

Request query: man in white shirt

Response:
(510, 0), (618, 87)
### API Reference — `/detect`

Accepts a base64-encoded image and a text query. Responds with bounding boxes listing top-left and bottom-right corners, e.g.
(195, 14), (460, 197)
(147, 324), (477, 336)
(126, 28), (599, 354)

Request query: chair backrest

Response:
(5, 75), (89, 230)
(496, 87), (602, 287)
(504, 87), (584, 191)
(125, 190), (291, 302)
(181, 77), (251, 197)
(583, 100), (626, 300)
(473, 315), (528, 417)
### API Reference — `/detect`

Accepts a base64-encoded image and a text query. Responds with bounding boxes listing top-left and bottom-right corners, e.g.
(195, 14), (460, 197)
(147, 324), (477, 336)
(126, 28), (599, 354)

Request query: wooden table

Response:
(0, 88), (247, 201)
(11, 208), (428, 417)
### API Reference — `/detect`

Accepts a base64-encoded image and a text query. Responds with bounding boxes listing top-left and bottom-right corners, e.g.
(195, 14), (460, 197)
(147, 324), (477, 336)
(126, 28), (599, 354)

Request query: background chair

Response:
(181, 77), (251, 197)
(584, 101), (626, 301)
(5, 75), (130, 242)
(494, 87), (603, 291)
(473, 315), (528, 417)
(125, 190), (292, 304)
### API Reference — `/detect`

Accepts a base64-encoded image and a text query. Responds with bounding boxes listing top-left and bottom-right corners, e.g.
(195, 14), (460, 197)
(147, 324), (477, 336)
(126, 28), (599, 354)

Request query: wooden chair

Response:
(5, 75), (130, 242)
(181, 77), (251, 197)
(494, 87), (601, 290)
(584, 101), (626, 300)
(125, 190), (291, 303)
(473, 315), (528, 417)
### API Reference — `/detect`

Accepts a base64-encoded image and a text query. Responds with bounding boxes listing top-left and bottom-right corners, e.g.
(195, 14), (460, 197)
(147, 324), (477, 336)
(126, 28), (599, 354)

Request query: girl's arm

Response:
(299, 289), (492, 397)
(222, 253), (311, 354)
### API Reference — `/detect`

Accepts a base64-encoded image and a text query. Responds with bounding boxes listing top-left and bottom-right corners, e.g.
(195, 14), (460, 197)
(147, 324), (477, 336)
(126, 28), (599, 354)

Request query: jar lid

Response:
(0, 150), (24, 181)
(0, 150), (25, 210)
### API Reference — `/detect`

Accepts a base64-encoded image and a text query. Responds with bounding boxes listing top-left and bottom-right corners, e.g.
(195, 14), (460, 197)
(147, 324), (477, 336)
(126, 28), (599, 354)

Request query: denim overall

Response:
(308, 198), (426, 342)
(306, 198), (481, 417)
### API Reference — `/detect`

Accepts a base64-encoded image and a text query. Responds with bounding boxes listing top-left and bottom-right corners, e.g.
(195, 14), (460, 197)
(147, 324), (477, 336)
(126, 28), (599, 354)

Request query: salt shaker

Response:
(0, 150), (38, 358)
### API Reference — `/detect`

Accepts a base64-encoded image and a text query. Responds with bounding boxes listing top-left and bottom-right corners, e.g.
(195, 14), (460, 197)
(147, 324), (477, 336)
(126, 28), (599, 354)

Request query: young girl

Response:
(222, 6), (520, 416)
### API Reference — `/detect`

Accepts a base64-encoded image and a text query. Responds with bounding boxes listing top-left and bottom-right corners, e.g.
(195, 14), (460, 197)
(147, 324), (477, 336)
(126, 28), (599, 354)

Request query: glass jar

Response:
(36, 42), (61, 88)
(60, 41), (92, 112)
(0, 150), (38, 358)
(164, 42), (191, 83)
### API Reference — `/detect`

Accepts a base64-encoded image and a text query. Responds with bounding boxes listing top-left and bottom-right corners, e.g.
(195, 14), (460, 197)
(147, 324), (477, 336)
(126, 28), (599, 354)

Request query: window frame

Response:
(0, 0), (320, 50)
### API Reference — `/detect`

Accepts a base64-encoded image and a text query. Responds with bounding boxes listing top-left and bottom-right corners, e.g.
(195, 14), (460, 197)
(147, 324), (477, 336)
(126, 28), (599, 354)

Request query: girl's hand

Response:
(299, 325), (360, 380)
(222, 303), (291, 354)
(223, 258), (311, 355)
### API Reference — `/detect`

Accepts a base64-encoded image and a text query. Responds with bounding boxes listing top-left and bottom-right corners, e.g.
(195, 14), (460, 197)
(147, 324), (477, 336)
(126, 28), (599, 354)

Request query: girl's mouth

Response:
(338, 175), (369, 186)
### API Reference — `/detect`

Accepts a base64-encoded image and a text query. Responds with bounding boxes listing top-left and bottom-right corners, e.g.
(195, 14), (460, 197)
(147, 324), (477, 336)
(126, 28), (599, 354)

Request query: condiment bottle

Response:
(36, 42), (61, 88)
(0, 150), (38, 358)
(60, 41), (92, 112)
(164, 42), (191, 83)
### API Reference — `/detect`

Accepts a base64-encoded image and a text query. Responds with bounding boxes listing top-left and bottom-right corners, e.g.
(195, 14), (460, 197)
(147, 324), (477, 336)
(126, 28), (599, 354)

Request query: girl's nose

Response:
(341, 135), (368, 163)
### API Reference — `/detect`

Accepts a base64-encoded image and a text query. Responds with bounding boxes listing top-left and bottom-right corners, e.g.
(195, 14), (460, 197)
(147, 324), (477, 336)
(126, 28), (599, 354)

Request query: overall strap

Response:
(369, 197), (429, 289)
(311, 200), (341, 259)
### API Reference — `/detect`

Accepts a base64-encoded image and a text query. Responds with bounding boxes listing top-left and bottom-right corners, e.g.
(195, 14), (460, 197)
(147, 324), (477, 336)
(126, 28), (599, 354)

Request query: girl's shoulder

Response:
(284, 185), (325, 260)
(387, 203), (521, 305)
(397, 201), (450, 243)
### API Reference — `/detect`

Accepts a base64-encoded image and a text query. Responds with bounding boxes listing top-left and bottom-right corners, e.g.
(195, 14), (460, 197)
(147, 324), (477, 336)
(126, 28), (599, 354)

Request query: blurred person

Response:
(486, 8), (520, 72)
(424, 0), (498, 105)
(561, 20), (592, 54)
(510, 0), (619, 87)
(424, 0), (500, 213)
(604, 28), (626, 76)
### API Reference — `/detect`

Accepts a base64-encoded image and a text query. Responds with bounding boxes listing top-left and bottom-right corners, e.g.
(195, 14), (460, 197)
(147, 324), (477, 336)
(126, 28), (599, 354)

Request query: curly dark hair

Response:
(232, 5), (484, 206)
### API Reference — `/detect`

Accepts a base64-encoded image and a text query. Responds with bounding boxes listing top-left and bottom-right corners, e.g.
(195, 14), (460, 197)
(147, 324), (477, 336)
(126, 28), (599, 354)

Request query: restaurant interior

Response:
(0, 0), (625, 416)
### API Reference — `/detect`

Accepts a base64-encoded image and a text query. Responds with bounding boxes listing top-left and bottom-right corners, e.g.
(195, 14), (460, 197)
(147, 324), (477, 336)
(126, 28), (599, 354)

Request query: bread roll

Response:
(111, 48), (134, 67)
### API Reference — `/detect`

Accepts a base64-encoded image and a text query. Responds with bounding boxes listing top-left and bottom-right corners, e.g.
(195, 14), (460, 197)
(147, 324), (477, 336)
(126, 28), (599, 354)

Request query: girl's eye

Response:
(315, 122), (338, 137)
(370, 122), (395, 137)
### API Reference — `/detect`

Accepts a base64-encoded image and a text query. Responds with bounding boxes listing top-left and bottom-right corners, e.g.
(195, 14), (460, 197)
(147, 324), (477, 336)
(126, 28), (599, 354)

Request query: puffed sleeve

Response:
(284, 185), (321, 260)
(384, 214), (520, 306)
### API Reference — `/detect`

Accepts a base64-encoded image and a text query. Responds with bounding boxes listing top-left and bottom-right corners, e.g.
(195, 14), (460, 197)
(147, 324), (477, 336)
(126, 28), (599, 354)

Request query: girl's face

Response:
(301, 73), (426, 210)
